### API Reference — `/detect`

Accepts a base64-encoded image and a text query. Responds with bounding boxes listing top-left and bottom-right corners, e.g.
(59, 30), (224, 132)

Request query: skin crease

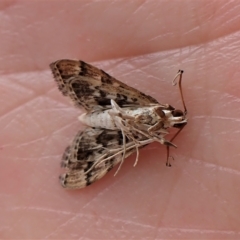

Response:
(1, 0), (240, 239)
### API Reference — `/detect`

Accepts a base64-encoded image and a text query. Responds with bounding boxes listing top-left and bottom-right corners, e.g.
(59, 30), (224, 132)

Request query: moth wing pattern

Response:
(50, 59), (187, 189)
(60, 127), (142, 189)
(50, 59), (158, 111)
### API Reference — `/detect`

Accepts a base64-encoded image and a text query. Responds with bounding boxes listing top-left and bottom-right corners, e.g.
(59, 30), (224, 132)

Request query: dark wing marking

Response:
(60, 127), (146, 189)
(50, 59), (158, 111)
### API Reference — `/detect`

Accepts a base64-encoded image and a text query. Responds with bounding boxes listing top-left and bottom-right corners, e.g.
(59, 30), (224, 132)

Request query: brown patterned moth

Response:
(50, 60), (187, 189)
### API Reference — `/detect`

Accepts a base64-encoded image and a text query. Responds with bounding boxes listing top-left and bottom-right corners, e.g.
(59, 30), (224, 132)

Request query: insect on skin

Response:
(50, 59), (188, 189)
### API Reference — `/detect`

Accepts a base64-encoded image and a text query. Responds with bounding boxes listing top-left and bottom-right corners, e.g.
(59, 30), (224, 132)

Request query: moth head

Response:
(159, 105), (187, 129)
(171, 109), (187, 128)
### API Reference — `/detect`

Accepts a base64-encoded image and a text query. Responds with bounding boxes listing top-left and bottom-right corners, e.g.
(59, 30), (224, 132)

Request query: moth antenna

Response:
(164, 70), (188, 166)
(172, 70), (187, 115)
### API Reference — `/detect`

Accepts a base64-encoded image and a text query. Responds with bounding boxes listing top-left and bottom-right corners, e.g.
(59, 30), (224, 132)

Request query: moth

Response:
(50, 59), (187, 189)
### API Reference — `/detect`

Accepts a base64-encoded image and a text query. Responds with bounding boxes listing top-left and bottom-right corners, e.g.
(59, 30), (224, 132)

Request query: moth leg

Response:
(113, 127), (126, 177)
(166, 156), (174, 167)
(110, 99), (165, 169)
(108, 114), (145, 170)
(165, 125), (185, 166)
(148, 121), (164, 133)
(111, 123), (144, 174)
(109, 99), (139, 174)
(114, 155), (124, 176)
(133, 144), (139, 167)
(108, 110), (127, 174)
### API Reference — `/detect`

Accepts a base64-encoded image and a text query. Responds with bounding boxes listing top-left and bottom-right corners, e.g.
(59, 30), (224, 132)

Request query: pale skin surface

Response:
(1, 0), (240, 239)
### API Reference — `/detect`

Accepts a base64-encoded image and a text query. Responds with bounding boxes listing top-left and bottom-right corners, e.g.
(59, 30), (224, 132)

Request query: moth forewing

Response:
(50, 60), (187, 189)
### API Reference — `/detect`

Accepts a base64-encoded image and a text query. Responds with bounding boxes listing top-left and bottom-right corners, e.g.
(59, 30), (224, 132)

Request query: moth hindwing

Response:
(50, 59), (187, 189)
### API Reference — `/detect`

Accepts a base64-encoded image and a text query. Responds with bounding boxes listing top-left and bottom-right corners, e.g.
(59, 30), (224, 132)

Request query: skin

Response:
(1, 0), (240, 238)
